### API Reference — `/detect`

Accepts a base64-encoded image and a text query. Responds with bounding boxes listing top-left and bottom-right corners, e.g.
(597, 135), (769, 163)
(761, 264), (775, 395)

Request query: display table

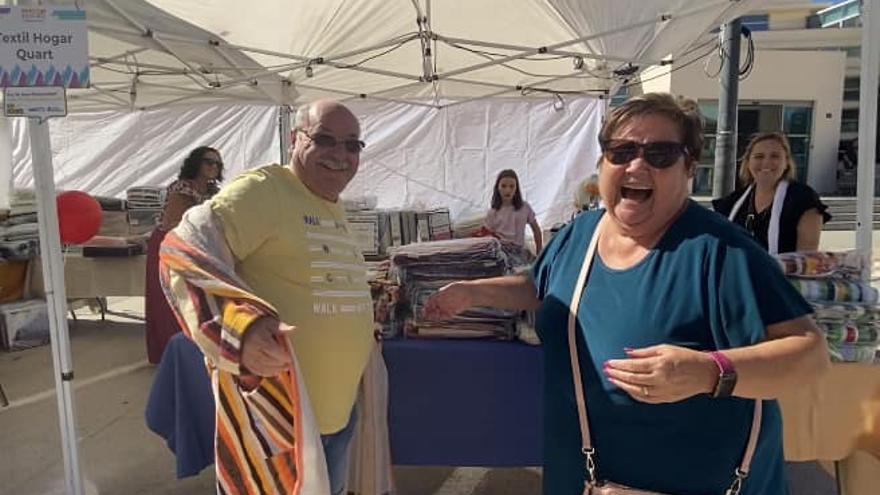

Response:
(384, 338), (543, 466)
(146, 334), (543, 477)
(146, 335), (880, 494)
(28, 254), (146, 299)
(777, 363), (880, 495)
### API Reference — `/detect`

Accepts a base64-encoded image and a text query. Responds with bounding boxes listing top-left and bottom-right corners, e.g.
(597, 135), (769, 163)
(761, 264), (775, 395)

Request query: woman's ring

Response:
(642, 386), (650, 397)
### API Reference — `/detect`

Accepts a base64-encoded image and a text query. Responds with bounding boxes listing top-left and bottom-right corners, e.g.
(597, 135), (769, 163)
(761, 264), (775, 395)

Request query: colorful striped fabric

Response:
(826, 342), (878, 363)
(812, 302), (880, 322)
(159, 203), (331, 495)
(816, 321), (880, 345)
(775, 251), (864, 278)
(789, 278), (879, 304)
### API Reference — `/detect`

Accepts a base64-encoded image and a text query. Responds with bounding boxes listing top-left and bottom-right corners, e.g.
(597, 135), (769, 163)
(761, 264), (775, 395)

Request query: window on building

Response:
(740, 14), (770, 32)
(609, 86), (629, 108)
(784, 106), (813, 182)
(817, 0), (861, 28)
(844, 77), (860, 101)
(841, 108), (859, 133)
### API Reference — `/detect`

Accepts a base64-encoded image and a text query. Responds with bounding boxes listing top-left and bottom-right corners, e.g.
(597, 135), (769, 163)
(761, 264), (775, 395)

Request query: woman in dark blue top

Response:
(712, 132), (831, 255)
(422, 93), (829, 494)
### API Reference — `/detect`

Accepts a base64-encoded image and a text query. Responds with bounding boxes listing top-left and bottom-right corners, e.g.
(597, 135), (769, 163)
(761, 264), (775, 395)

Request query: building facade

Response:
(634, 0), (875, 195)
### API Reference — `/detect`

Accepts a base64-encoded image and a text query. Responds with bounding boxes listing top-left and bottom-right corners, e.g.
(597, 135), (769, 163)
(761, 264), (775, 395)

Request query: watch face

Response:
(714, 373), (737, 398)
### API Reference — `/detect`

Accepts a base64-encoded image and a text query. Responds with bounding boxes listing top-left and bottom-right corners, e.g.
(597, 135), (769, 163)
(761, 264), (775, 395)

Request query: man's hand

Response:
(421, 282), (476, 321)
(240, 317), (295, 377)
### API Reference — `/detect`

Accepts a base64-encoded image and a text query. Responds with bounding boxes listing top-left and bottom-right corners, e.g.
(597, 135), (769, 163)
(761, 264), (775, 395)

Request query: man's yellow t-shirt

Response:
(210, 164), (375, 434)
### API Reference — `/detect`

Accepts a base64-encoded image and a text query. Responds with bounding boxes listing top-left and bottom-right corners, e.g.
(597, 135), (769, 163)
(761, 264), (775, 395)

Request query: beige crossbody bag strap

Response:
(567, 219), (763, 495)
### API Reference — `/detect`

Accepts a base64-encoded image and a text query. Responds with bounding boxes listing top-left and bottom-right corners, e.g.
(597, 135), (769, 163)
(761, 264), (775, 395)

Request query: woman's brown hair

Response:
(599, 92), (703, 168)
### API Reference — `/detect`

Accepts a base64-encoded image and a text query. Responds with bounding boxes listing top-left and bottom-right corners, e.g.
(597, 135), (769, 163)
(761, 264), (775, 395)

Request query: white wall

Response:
(668, 49), (846, 193)
(767, 9), (810, 30)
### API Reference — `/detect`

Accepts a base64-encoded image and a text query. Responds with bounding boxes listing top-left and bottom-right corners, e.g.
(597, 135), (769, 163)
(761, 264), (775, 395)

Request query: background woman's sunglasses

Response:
(600, 140), (687, 169)
(299, 130), (366, 154)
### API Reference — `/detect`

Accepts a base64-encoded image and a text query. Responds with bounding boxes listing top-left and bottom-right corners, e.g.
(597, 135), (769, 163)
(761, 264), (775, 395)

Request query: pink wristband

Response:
(708, 351), (735, 374)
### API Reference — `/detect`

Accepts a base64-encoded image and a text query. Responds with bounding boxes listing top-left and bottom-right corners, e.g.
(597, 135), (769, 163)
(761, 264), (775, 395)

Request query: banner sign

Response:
(0, 6), (89, 88)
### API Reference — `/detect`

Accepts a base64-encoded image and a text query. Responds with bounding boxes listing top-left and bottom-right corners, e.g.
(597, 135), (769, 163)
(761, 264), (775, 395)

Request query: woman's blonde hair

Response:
(599, 92), (703, 167)
(738, 132), (796, 185)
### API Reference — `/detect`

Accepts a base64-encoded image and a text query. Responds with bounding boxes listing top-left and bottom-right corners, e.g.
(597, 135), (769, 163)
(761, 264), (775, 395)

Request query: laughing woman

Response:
(712, 133), (831, 254)
(422, 93), (828, 494)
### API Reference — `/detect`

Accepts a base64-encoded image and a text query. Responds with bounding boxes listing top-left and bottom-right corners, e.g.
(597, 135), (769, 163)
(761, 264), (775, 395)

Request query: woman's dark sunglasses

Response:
(600, 140), (687, 169)
(299, 130), (366, 154)
(201, 158), (223, 167)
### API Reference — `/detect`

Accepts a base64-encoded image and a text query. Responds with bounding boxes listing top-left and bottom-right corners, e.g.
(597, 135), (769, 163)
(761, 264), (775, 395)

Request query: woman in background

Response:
(144, 146), (223, 364)
(712, 133), (830, 254)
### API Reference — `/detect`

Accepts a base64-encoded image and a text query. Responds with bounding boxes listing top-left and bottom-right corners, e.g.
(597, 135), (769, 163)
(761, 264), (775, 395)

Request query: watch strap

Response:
(709, 351), (737, 398)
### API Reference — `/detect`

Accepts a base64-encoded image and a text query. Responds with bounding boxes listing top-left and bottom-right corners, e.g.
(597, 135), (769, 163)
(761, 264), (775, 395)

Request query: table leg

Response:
(95, 297), (106, 321)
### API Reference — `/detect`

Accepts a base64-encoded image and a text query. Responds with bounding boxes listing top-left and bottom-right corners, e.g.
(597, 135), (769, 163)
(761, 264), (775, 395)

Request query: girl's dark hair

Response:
(491, 169), (524, 210)
(178, 146), (224, 184)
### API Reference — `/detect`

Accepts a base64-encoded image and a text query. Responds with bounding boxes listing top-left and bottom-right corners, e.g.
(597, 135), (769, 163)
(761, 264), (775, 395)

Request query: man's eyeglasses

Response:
(201, 158), (223, 167)
(298, 130), (366, 154)
(600, 140), (687, 169)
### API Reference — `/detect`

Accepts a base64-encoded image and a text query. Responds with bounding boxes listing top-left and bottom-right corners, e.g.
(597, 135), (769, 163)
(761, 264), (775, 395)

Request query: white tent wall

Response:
(10, 103), (281, 197)
(349, 97), (603, 227)
(10, 97), (603, 230)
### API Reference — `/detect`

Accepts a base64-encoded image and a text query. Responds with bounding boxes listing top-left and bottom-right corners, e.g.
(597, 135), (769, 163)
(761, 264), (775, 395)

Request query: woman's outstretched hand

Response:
(421, 282), (475, 321)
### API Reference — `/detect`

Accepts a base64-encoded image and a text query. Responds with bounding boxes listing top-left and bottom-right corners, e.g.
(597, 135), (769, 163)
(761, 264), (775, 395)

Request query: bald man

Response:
(202, 100), (375, 494)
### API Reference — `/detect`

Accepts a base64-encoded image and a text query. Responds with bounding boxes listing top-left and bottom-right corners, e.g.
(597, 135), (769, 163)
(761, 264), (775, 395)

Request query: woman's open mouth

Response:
(620, 185), (653, 202)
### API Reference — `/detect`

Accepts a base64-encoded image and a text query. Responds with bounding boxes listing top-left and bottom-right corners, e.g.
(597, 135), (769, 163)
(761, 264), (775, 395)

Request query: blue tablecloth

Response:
(145, 334), (544, 477)
(144, 333), (214, 478)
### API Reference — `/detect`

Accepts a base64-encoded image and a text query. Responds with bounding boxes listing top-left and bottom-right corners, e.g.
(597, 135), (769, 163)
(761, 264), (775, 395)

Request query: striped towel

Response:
(827, 341), (878, 363)
(776, 251), (864, 278)
(816, 320), (880, 345)
(160, 203), (393, 495)
(812, 302), (880, 324)
(790, 278), (879, 304)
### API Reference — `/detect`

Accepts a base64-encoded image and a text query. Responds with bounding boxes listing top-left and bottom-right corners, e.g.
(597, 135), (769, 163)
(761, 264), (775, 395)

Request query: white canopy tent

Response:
(3, 1), (772, 493)
(69, 0), (761, 111)
(10, 0), (772, 226)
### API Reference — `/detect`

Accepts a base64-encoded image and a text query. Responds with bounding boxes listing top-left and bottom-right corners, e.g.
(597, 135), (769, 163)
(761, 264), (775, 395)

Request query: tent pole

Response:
(29, 116), (85, 495)
(212, 45), (279, 102)
(0, 116), (12, 211)
(434, 35), (665, 66)
(712, 18), (742, 198)
(857, 0), (879, 278)
(224, 35), (419, 65)
(436, 0), (727, 80)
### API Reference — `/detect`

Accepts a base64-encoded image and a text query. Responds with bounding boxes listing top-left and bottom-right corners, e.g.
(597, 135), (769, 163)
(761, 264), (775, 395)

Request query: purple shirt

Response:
(483, 202), (535, 246)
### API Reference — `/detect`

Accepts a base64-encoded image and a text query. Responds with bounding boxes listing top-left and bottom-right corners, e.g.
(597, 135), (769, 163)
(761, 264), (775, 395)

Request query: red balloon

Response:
(56, 191), (102, 244)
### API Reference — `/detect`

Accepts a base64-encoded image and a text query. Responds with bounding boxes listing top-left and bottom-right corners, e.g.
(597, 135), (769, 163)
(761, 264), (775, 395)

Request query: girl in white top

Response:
(483, 169), (543, 253)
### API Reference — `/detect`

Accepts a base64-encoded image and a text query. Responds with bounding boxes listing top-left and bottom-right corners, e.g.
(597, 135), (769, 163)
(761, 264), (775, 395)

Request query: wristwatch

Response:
(708, 351), (737, 398)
